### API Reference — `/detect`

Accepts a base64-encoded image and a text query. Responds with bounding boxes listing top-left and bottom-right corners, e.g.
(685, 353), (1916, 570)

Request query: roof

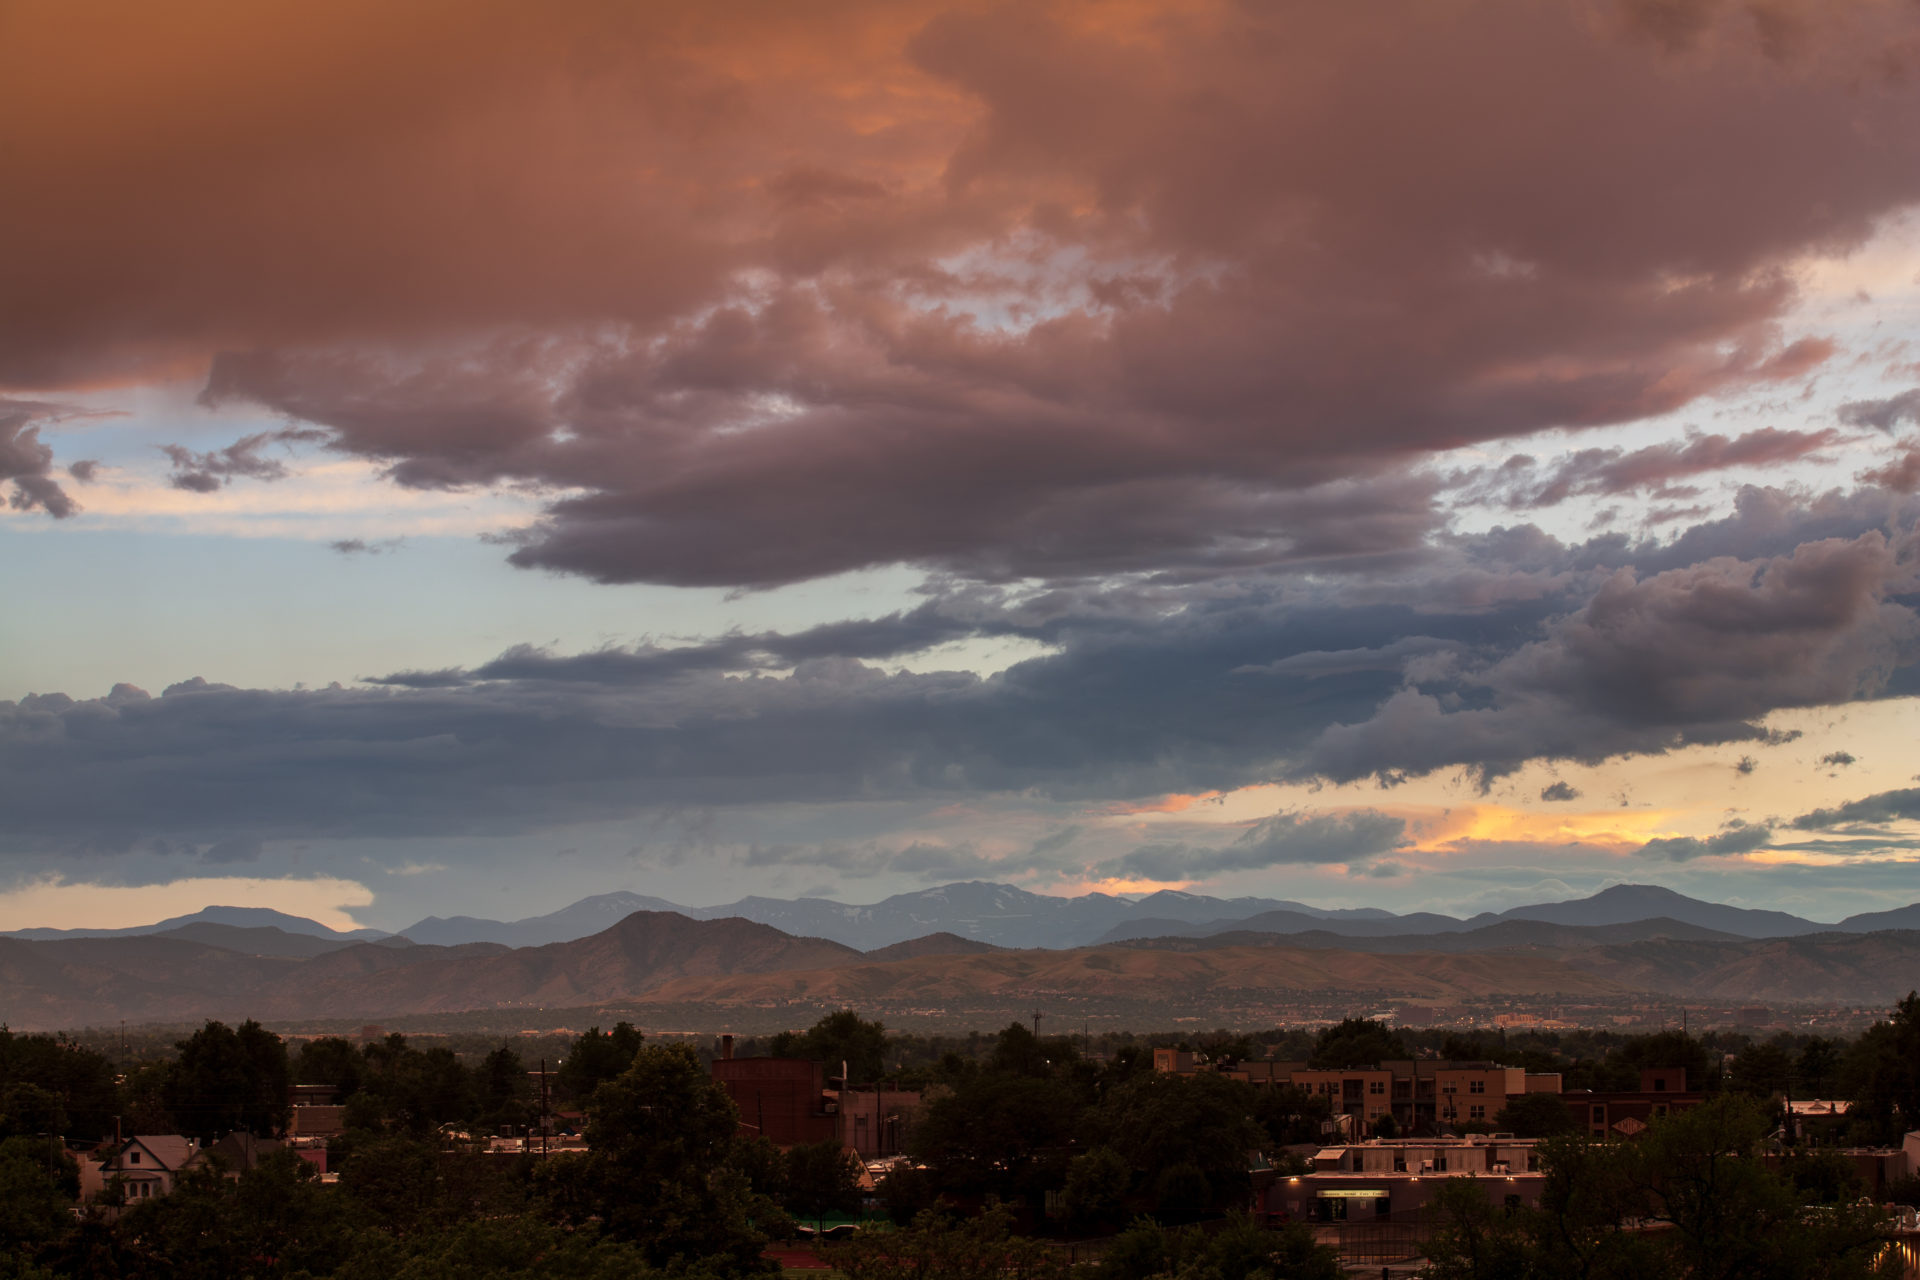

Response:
(125, 1136), (196, 1171)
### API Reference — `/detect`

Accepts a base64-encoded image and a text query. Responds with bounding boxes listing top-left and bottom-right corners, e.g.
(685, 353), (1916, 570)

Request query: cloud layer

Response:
(9, 1), (1920, 589)
(5, 487), (1916, 862)
(7, 1), (1920, 904)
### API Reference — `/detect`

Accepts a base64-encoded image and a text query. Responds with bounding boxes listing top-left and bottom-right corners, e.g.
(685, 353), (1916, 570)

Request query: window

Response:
(1651, 1077), (1667, 1092)
(1469, 1080), (1486, 1094)
(1469, 1105), (1486, 1120)
(1591, 1106), (1606, 1123)
(1434, 1156), (1449, 1172)
(1369, 1080), (1385, 1095)
(128, 1151), (140, 1165)
(1442, 1082), (1457, 1093)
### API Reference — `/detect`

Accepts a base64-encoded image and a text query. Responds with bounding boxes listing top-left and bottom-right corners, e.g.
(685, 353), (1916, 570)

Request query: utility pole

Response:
(1031, 1008), (1043, 1039)
(538, 1058), (550, 1158)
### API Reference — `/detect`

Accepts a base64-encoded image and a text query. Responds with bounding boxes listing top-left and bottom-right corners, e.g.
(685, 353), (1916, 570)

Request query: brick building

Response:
(1562, 1068), (1704, 1139)
(710, 1055), (840, 1147)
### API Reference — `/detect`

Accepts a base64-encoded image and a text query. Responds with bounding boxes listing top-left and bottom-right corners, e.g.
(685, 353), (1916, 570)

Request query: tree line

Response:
(0, 993), (1914, 1278)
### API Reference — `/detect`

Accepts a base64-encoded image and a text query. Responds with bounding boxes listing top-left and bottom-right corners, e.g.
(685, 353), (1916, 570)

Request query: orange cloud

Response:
(1104, 790), (1225, 815)
(1403, 804), (1684, 854)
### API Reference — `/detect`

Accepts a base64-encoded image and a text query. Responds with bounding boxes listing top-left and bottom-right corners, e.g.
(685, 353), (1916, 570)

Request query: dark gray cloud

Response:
(1110, 810), (1407, 879)
(1306, 523), (1920, 785)
(1, 400), (78, 518)
(161, 427), (323, 492)
(2, 488), (1917, 858)
(1818, 750), (1855, 768)
(1790, 787), (1920, 831)
(1838, 389), (1920, 432)
(1635, 821), (1773, 862)
(1539, 781), (1581, 802)
(1465, 427), (1841, 509)
(330, 538), (404, 555)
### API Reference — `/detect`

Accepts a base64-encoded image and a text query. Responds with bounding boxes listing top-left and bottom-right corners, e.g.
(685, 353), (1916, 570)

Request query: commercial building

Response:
(1259, 1137), (1547, 1222)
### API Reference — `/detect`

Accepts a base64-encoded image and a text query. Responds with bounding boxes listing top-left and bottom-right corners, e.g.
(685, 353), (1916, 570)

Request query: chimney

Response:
(721, 1034), (734, 1060)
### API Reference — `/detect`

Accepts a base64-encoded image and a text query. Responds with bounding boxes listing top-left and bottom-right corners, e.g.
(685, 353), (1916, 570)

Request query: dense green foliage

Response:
(1096, 1215), (1343, 1280)
(1424, 1096), (1900, 1280)
(769, 1011), (890, 1085)
(2, 994), (1916, 1278)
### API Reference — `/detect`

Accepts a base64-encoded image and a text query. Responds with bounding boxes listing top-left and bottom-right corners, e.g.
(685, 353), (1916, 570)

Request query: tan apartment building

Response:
(1165, 1052), (1561, 1135)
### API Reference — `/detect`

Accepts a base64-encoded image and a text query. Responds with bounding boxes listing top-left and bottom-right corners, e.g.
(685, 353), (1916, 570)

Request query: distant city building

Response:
(1158, 1050), (1563, 1134)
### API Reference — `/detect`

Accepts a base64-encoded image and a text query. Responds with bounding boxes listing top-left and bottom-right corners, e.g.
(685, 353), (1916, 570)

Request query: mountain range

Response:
(3, 904), (1918, 1032)
(389, 882), (1920, 951)
(8, 883), (1917, 955)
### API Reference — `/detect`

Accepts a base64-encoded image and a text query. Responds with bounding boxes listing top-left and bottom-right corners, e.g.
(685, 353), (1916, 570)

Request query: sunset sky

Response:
(5, 0), (1920, 932)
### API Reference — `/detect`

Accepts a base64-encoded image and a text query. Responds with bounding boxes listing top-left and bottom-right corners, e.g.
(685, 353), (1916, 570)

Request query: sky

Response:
(6, 0), (1920, 933)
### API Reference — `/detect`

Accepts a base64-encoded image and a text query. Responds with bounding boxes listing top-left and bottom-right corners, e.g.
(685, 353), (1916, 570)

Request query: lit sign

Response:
(1316, 1189), (1390, 1199)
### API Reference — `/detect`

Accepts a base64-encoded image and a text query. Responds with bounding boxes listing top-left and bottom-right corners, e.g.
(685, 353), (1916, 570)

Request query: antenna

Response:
(1031, 1008), (1043, 1039)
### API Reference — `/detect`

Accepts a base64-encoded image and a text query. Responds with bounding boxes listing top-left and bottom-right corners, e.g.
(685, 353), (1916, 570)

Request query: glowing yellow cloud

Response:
(0, 875), (375, 932)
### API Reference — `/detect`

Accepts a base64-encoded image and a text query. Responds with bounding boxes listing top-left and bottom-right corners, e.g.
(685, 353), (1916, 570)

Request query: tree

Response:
(822, 1201), (1066, 1280)
(293, 1036), (365, 1096)
(1727, 1041), (1793, 1099)
(1428, 1099), (1902, 1280)
(911, 1071), (1082, 1201)
(1056, 1147), (1130, 1234)
(1421, 1177), (1542, 1280)
(770, 1011), (889, 1085)
(1308, 1018), (1405, 1069)
(1637, 1094), (1893, 1280)
(1492, 1091), (1577, 1139)
(355, 1034), (476, 1135)
(162, 1019), (290, 1139)
(1090, 1070), (1262, 1214)
(989, 1023), (1053, 1079)
(544, 1042), (774, 1276)
(0, 1029), (118, 1141)
(0, 1135), (78, 1270)
(0, 1084), (66, 1140)
(1617, 1029), (1716, 1094)
(337, 1133), (445, 1233)
(477, 1045), (533, 1128)
(877, 1161), (938, 1226)
(1096, 1214), (1341, 1280)
(556, 1023), (644, 1104)
(330, 1217), (664, 1280)
(1795, 1037), (1841, 1097)
(1251, 1083), (1331, 1146)
(1842, 991), (1920, 1144)
(116, 1148), (355, 1280)
(784, 1139), (862, 1225)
